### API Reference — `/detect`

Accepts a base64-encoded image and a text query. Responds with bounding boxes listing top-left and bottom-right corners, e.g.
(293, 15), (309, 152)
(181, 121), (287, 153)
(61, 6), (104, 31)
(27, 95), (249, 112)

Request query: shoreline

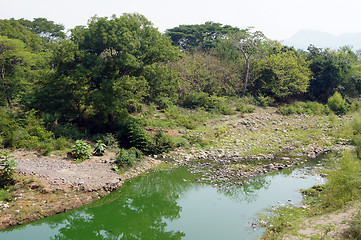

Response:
(0, 110), (351, 231)
(0, 156), (161, 230)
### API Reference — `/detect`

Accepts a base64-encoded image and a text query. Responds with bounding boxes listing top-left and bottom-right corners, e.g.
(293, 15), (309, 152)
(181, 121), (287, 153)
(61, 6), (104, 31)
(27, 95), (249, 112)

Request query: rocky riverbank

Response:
(0, 108), (353, 231)
(167, 109), (352, 187)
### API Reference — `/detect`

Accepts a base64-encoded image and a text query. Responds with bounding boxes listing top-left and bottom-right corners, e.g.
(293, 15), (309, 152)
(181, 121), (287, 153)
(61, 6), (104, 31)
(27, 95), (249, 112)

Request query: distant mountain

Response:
(282, 30), (361, 50)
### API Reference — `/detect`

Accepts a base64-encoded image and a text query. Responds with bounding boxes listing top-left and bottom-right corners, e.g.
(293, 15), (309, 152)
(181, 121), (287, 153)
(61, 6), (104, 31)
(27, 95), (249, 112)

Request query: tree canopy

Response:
(35, 13), (181, 129)
(165, 22), (240, 51)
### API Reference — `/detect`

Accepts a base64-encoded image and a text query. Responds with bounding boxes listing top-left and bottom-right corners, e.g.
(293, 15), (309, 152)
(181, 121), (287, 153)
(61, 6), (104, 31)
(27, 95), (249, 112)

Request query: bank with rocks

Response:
(166, 110), (351, 187)
(0, 108), (352, 231)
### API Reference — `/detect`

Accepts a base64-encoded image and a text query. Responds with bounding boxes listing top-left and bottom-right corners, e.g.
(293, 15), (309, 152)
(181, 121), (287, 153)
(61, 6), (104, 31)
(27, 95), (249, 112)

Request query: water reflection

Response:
(0, 161), (324, 240)
(220, 175), (270, 203)
(49, 169), (196, 240)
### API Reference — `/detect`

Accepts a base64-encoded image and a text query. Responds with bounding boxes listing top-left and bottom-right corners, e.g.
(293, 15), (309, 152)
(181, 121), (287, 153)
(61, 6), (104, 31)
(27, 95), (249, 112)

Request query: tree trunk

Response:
(242, 57), (250, 97)
(0, 66), (12, 108)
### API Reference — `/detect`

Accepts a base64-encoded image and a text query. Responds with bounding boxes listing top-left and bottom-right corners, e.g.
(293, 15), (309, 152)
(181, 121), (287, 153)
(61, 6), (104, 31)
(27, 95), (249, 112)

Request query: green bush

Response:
(115, 148), (143, 167)
(256, 94), (275, 107)
(93, 140), (107, 156)
(121, 117), (150, 151)
(0, 109), (53, 149)
(236, 104), (255, 113)
(327, 92), (348, 115)
(279, 101), (329, 115)
(321, 151), (361, 209)
(184, 131), (203, 145)
(92, 133), (119, 149)
(149, 131), (175, 154)
(70, 140), (92, 162)
(343, 212), (361, 239)
(53, 137), (72, 150)
(0, 151), (17, 185)
(155, 97), (174, 110)
(182, 91), (209, 109)
(163, 106), (202, 129)
(53, 122), (88, 140)
(0, 188), (12, 201)
(349, 100), (361, 113)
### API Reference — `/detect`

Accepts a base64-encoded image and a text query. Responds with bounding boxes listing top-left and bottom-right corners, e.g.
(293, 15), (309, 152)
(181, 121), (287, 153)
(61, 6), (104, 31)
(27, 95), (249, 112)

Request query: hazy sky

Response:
(1, 0), (361, 40)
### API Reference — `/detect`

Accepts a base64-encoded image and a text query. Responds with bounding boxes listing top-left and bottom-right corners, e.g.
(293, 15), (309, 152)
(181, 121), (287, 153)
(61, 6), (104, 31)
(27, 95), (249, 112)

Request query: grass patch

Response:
(279, 101), (329, 115)
(0, 188), (12, 202)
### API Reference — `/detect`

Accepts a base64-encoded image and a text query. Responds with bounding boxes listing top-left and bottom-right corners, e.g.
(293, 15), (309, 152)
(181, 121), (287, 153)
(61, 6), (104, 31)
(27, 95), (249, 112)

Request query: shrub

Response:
(0, 108), (53, 149)
(93, 140), (107, 156)
(321, 151), (361, 209)
(327, 92), (348, 115)
(53, 122), (88, 140)
(236, 104), (255, 113)
(215, 125), (229, 138)
(279, 101), (329, 115)
(0, 151), (17, 185)
(0, 188), (12, 201)
(92, 133), (119, 149)
(184, 131), (203, 145)
(122, 117), (150, 151)
(53, 137), (72, 150)
(70, 140), (92, 162)
(256, 94), (275, 107)
(182, 91), (209, 109)
(149, 131), (175, 154)
(155, 97), (174, 110)
(343, 212), (361, 239)
(115, 148), (143, 167)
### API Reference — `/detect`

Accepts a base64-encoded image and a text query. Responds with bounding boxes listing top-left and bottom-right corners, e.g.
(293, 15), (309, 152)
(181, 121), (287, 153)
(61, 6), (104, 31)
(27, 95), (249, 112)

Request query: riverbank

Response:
(0, 152), (161, 230)
(0, 107), (352, 232)
(168, 108), (351, 188)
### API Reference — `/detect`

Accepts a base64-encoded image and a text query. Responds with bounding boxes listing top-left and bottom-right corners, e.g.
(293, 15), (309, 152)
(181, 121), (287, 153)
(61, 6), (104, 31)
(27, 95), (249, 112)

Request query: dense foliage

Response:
(1, 13), (361, 158)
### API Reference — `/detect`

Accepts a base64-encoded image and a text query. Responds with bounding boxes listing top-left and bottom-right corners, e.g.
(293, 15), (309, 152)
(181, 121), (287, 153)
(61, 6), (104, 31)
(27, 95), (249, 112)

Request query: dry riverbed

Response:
(0, 108), (353, 232)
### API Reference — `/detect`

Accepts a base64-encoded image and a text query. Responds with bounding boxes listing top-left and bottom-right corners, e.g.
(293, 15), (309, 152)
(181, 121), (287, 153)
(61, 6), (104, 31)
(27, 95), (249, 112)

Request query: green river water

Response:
(0, 158), (324, 240)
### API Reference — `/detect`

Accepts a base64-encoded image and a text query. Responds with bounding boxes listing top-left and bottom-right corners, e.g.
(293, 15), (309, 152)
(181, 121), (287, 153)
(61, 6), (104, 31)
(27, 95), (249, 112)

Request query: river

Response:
(0, 156), (325, 240)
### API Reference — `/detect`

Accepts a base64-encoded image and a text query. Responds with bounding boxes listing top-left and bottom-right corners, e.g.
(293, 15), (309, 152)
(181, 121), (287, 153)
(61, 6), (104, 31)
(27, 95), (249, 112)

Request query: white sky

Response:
(1, 0), (361, 40)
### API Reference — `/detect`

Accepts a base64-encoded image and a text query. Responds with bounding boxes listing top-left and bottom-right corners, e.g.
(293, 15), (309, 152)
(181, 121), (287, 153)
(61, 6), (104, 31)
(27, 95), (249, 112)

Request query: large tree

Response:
(165, 22), (240, 51)
(166, 50), (242, 99)
(307, 45), (355, 102)
(17, 17), (66, 42)
(0, 36), (35, 107)
(0, 19), (46, 52)
(251, 46), (311, 101)
(219, 28), (267, 96)
(37, 13), (180, 127)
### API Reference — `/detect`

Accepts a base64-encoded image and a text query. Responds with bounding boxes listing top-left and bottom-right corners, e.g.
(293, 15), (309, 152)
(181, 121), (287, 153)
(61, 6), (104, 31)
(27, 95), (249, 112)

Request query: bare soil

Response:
(0, 151), (160, 230)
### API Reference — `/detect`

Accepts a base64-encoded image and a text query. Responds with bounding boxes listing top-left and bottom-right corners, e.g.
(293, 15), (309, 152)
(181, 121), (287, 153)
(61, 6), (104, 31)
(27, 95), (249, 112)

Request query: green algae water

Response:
(0, 160), (324, 240)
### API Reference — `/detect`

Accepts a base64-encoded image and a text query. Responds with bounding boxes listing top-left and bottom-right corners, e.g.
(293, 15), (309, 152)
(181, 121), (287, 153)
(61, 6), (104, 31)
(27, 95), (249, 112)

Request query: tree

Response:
(307, 45), (354, 102)
(166, 50), (242, 99)
(17, 17), (66, 42)
(36, 13), (180, 129)
(165, 22), (240, 51)
(0, 19), (46, 52)
(0, 36), (35, 107)
(252, 48), (311, 101)
(223, 28), (267, 96)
